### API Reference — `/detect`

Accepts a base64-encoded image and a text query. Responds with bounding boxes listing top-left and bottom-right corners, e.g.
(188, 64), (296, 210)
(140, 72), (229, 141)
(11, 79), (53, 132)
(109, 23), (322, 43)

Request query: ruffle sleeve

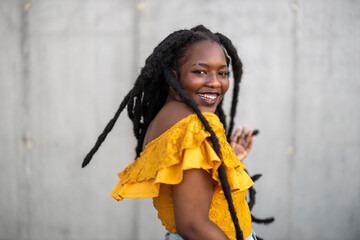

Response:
(110, 113), (254, 201)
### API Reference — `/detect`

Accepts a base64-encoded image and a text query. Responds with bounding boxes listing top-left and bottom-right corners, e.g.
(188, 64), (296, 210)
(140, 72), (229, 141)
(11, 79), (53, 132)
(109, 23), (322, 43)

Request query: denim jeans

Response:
(244, 230), (257, 240)
(165, 230), (257, 240)
(164, 232), (183, 240)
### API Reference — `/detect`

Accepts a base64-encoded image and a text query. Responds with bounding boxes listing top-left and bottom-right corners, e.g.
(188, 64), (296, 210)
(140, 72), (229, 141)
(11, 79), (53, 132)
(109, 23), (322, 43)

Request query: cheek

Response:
(180, 75), (202, 92)
(222, 79), (230, 94)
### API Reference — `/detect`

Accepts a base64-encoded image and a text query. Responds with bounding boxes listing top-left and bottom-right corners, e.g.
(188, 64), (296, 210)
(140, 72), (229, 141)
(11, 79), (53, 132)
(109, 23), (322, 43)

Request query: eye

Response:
(193, 70), (207, 75)
(219, 71), (230, 77)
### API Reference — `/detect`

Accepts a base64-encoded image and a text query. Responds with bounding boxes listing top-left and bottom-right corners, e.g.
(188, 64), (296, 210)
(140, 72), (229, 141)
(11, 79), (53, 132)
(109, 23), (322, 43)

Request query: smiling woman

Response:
(83, 25), (259, 240)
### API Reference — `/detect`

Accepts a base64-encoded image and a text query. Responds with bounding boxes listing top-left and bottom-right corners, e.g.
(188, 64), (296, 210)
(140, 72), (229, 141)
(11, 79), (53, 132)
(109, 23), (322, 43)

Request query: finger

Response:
(243, 129), (254, 149)
(238, 125), (247, 142)
(245, 128), (253, 143)
(231, 128), (242, 143)
(245, 129), (259, 138)
(245, 136), (254, 152)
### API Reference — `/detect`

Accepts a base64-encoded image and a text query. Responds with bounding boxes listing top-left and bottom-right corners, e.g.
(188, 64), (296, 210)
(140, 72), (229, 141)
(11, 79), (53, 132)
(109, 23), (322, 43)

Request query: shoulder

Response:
(157, 101), (195, 129)
(153, 100), (196, 134)
(144, 100), (196, 146)
(153, 100), (223, 138)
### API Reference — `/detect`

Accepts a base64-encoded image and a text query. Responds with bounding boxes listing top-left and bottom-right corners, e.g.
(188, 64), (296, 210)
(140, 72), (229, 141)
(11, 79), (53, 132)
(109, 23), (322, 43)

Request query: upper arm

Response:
(172, 169), (228, 239)
(172, 169), (214, 226)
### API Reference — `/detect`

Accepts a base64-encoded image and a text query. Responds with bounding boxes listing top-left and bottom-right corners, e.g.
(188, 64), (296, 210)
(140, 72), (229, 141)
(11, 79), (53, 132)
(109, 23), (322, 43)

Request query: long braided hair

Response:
(83, 25), (246, 239)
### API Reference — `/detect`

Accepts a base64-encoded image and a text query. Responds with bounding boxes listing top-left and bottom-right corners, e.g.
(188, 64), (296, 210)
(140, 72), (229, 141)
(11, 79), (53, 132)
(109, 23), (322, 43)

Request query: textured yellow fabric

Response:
(111, 113), (254, 239)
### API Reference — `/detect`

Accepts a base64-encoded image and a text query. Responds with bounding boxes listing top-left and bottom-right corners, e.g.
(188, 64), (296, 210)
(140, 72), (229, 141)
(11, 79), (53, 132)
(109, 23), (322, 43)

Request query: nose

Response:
(206, 72), (221, 88)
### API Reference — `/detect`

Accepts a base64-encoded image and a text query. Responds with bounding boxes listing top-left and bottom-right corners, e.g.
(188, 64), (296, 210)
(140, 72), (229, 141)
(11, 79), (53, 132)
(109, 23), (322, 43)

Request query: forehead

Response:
(182, 41), (227, 65)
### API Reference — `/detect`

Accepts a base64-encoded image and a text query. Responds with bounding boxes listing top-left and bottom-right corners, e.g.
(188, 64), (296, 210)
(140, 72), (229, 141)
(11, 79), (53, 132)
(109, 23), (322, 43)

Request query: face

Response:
(174, 40), (230, 113)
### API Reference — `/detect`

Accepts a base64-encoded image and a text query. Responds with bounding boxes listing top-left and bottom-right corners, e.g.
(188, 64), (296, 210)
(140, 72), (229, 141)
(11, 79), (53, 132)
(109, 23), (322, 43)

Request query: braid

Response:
(164, 69), (244, 240)
(214, 32), (275, 234)
(248, 174), (275, 227)
(82, 90), (132, 167)
(215, 100), (227, 131)
(215, 33), (243, 140)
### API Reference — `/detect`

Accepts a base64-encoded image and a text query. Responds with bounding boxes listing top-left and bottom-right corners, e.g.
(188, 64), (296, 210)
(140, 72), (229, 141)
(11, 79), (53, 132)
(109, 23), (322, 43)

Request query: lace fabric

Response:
(111, 113), (254, 239)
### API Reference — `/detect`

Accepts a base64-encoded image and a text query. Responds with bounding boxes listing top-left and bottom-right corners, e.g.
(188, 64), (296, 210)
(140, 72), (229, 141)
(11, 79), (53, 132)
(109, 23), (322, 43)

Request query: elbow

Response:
(175, 219), (229, 240)
(175, 221), (207, 240)
(176, 225), (197, 240)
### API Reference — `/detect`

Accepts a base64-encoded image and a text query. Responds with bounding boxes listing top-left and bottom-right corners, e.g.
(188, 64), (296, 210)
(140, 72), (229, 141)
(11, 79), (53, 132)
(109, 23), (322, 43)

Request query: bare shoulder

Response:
(143, 101), (195, 146)
(158, 101), (195, 127)
(154, 101), (195, 134)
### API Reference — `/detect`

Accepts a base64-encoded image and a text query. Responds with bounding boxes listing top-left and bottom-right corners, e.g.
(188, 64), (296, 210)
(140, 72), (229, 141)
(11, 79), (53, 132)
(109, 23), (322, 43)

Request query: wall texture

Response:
(1, 0), (359, 239)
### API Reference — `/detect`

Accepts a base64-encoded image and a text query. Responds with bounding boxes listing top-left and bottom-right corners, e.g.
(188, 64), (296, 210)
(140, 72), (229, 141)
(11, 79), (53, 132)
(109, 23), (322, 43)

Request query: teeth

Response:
(198, 93), (217, 100)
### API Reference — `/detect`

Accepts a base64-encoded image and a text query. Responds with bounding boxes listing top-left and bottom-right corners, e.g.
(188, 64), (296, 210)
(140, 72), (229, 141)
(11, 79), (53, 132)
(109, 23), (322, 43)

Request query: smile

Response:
(197, 93), (220, 105)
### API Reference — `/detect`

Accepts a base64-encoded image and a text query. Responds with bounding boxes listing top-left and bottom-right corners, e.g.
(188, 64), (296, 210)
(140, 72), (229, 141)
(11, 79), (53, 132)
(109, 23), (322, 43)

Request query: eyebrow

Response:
(192, 63), (228, 69)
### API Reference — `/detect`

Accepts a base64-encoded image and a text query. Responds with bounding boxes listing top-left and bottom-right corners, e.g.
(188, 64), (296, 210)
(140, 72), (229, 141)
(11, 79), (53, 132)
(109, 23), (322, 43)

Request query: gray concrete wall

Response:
(1, 0), (359, 239)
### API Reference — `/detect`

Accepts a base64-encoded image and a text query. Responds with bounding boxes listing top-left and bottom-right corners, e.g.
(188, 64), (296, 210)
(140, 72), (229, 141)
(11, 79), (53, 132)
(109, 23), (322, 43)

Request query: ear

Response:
(171, 69), (179, 80)
(168, 69), (179, 98)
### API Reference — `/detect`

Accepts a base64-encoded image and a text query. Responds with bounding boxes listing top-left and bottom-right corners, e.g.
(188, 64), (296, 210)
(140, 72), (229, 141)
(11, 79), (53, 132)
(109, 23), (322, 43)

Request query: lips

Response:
(197, 93), (220, 105)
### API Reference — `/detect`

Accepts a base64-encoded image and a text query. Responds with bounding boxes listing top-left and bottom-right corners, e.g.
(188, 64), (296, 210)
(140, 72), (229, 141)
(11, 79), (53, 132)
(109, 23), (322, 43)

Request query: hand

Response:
(230, 126), (255, 162)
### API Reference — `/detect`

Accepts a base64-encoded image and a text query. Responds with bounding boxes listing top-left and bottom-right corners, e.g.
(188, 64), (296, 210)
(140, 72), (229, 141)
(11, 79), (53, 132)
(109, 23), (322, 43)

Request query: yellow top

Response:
(111, 113), (254, 239)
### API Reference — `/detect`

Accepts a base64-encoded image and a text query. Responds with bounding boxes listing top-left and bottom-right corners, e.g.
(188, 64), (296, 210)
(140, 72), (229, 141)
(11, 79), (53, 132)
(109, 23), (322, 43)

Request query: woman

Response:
(83, 25), (257, 240)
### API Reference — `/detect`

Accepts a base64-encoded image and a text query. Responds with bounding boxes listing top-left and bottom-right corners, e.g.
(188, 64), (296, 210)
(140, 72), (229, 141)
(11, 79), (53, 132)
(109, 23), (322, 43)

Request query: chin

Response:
(198, 105), (217, 113)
